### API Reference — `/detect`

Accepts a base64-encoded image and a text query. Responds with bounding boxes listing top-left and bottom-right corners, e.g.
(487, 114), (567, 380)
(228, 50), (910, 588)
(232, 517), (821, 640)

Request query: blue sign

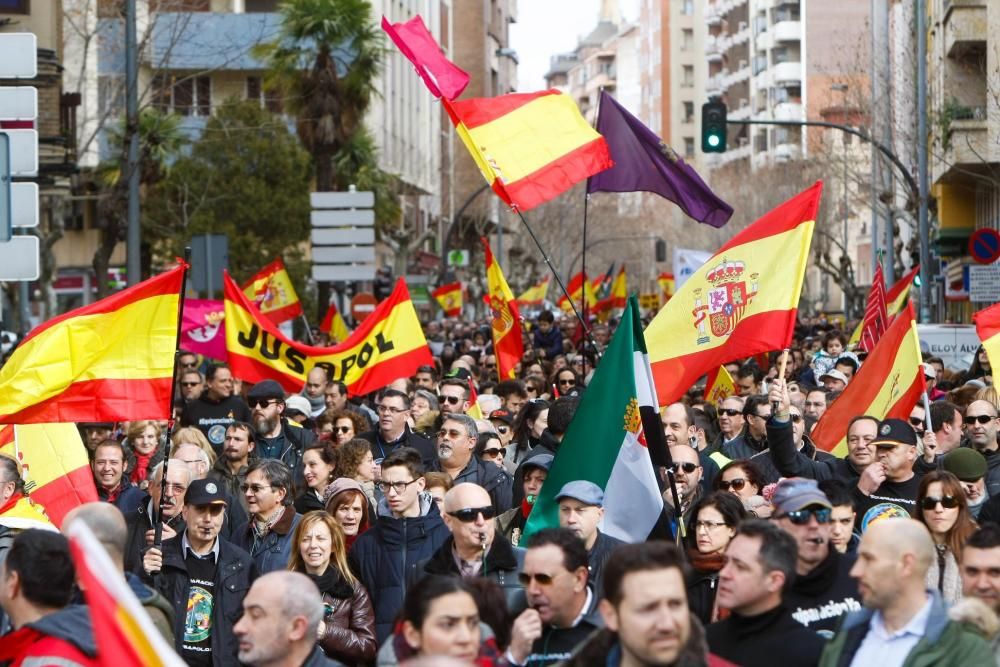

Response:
(969, 228), (1000, 265)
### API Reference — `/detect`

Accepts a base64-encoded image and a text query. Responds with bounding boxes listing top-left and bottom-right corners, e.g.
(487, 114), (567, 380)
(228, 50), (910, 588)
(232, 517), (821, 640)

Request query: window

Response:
(152, 74), (212, 117)
(773, 47), (789, 64)
(684, 137), (695, 158)
(681, 0), (693, 15)
(681, 29), (693, 51)
(683, 101), (694, 123)
(0, 0), (30, 13)
(98, 75), (124, 117)
(681, 65), (694, 88)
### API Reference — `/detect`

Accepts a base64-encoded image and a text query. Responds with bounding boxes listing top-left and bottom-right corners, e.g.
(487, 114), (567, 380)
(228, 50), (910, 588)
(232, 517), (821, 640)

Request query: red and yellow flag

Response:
(443, 90), (613, 212)
(703, 365), (737, 405)
(812, 303), (925, 456)
(225, 272), (432, 396)
(242, 258), (303, 325)
(609, 266), (628, 310)
(0, 265), (185, 423)
(0, 423), (96, 528)
(517, 275), (551, 306)
(645, 183), (822, 406)
(466, 377), (484, 420)
(558, 271), (599, 313)
(658, 272), (675, 301)
(432, 282), (464, 317)
(483, 238), (524, 380)
(67, 521), (187, 666)
(319, 301), (352, 343)
(858, 262), (889, 354)
(973, 300), (1000, 375)
(849, 264), (920, 349)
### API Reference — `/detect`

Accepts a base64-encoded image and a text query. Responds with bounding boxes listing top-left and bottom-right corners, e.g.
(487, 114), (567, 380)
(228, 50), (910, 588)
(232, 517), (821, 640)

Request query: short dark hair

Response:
(226, 421), (253, 439)
(524, 527), (588, 574)
(245, 459), (294, 506)
(806, 387), (830, 403)
(414, 365), (438, 380)
(834, 356), (859, 373)
(402, 575), (476, 630)
(547, 397), (579, 436)
(689, 491), (747, 534)
(438, 377), (470, 399)
(601, 541), (689, 606)
(737, 365), (763, 383)
(735, 519), (798, 592)
(929, 401), (960, 432)
(965, 522), (1000, 551)
(94, 439), (128, 460)
(538, 310), (555, 324)
(379, 388), (411, 410)
(204, 364), (230, 382)
(495, 379), (528, 400)
(4, 530), (75, 608)
(818, 479), (854, 509)
(328, 381), (348, 395)
(847, 414), (879, 432)
(743, 394), (771, 418)
(715, 459), (766, 493)
(381, 446), (424, 479)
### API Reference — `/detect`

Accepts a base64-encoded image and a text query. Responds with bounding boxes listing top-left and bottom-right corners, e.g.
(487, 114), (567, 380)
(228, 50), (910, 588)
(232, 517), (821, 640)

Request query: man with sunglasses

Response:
(963, 399), (1000, 498)
(181, 364), (253, 453)
(179, 369), (204, 402)
(411, 482), (526, 614)
(754, 393), (835, 485)
(244, 380), (313, 484)
(358, 388), (437, 468)
(853, 418), (922, 527)
(771, 478), (860, 635)
(428, 414), (513, 513)
(712, 396), (746, 451)
(437, 377), (472, 416)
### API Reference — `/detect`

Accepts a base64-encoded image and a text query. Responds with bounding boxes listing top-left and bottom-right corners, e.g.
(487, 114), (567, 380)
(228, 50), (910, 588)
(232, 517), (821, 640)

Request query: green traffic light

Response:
(707, 135), (720, 148)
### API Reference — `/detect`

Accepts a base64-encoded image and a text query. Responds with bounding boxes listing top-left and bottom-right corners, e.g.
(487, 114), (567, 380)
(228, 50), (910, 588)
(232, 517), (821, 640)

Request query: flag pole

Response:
(772, 349), (790, 415)
(300, 311), (316, 345)
(582, 190), (590, 331)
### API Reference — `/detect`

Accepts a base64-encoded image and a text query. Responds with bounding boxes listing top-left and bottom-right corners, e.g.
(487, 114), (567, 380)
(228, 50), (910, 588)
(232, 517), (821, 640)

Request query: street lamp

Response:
(831, 83), (850, 319)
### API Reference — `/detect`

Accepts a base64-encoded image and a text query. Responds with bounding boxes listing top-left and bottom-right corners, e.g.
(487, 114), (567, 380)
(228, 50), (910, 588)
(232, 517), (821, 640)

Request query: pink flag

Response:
(181, 299), (227, 361)
(381, 15), (470, 100)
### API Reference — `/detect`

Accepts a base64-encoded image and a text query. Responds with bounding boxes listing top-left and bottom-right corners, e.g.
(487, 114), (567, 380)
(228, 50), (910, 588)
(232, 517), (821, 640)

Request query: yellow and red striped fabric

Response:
(443, 90), (613, 211)
(849, 264), (920, 349)
(558, 271), (599, 314)
(973, 300), (1000, 376)
(225, 272), (432, 396)
(703, 365), (737, 405)
(812, 303), (925, 457)
(645, 183), (822, 406)
(0, 423), (96, 527)
(319, 300), (352, 343)
(483, 238), (524, 380)
(658, 272), (675, 302)
(432, 282), (463, 317)
(242, 258), (303, 325)
(516, 275), (550, 306)
(0, 265), (185, 423)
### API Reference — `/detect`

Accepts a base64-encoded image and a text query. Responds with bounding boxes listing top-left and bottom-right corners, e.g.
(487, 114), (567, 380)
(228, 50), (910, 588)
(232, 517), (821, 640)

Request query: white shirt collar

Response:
(870, 594), (932, 640)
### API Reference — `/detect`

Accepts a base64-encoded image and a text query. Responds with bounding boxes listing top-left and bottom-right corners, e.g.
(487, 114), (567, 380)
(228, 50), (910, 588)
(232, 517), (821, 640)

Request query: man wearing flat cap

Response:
(246, 379), (314, 482)
(853, 418), (922, 528)
(556, 480), (624, 594)
(142, 478), (257, 666)
(943, 448), (990, 519)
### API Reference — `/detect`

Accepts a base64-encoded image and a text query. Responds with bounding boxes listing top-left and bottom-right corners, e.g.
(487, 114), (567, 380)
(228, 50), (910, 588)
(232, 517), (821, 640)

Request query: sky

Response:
(510, 0), (640, 92)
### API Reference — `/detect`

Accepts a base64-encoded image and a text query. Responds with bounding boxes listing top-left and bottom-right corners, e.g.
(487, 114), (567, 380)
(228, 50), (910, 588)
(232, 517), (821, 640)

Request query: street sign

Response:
(968, 228), (1000, 265)
(0, 129), (38, 176)
(0, 236), (39, 280)
(447, 249), (470, 267)
(190, 234), (229, 297)
(0, 34), (37, 78)
(0, 133), (8, 242)
(312, 246), (376, 264)
(311, 191), (375, 209)
(10, 183), (37, 228)
(310, 188), (376, 283)
(350, 292), (378, 322)
(969, 263), (1000, 302)
(0, 87), (37, 120)
(310, 209), (375, 227)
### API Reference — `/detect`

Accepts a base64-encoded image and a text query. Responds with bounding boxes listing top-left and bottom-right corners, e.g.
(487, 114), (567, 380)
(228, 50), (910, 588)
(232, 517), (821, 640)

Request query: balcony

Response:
(145, 12), (281, 71)
(945, 115), (989, 167)
(732, 27), (750, 46)
(773, 142), (801, 162)
(773, 101), (803, 121)
(773, 20), (801, 42)
(771, 61), (802, 84)
(730, 103), (753, 120)
(755, 30), (773, 51)
(724, 65), (750, 89)
(944, 0), (987, 57)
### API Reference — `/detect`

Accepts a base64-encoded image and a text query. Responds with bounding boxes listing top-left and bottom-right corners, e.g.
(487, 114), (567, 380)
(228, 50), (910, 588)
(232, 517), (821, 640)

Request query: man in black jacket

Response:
(123, 460), (191, 574)
(430, 414), (513, 512)
(555, 480), (624, 595)
(752, 402), (835, 485)
(246, 380), (314, 483)
(181, 364), (252, 454)
(142, 478), (257, 666)
(358, 389), (437, 467)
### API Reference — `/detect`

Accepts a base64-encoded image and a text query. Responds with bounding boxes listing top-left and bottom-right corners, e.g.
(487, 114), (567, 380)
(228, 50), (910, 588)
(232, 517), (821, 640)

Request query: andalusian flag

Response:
(516, 276), (550, 306)
(0, 424), (96, 527)
(703, 365), (737, 405)
(483, 238), (524, 380)
(524, 297), (665, 543)
(812, 303), (925, 456)
(431, 282), (463, 317)
(558, 271), (599, 314)
(973, 300), (1000, 377)
(319, 300), (352, 343)
(645, 183), (821, 406)
(658, 272), (675, 301)
(242, 258), (303, 325)
(849, 264), (920, 349)
(0, 264), (185, 423)
(443, 90), (613, 211)
(67, 521), (187, 666)
(225, 273), (432, 396)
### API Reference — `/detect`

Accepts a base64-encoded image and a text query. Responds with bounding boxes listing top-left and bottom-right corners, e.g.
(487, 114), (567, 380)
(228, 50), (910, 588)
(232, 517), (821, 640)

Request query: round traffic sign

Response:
(350, 292), (378, 322)
(968, 228), (1000, 265)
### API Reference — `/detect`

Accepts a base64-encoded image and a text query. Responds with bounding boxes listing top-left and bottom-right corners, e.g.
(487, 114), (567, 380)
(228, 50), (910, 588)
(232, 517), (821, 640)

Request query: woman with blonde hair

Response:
(169, 426), (217, 465)
(915, 470), (978, 604)
(125, 420), (165, 489)
(288, 511), (376, 665)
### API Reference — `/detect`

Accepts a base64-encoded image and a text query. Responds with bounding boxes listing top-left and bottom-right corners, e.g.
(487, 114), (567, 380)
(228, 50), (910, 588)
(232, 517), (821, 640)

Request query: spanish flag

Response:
(225, 272), (432, 396)
(0, 265), (185, 424)
(973, 300), (1000, 375)
(703, 365), (737, 405)
(516, 275), (550, 306)
(0, 423), (96, 527)
(849, 264), (920, 349)
(811, 303), (925, 456)
(658, 272), (675, 301)
(443, 90), (613, 212)
(558, 271), (599, 314)
(483, 238), (524, 380)
(466, 377), (484, 420)
(67, 521), (187, 666)
(319, 300), (352, 343)
(609, 266), (628, 309)
(242, 258), (303, 325)
(645, 183), (821, 406)
(432, 282), (464, 317)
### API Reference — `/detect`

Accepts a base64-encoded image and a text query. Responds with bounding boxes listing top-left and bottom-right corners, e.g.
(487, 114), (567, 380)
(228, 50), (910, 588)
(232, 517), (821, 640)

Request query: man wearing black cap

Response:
(852, 418), (922, 527)
(142, 478), (257, 666)
(245, 380), (314, 479)
(181, 364), (252, 454)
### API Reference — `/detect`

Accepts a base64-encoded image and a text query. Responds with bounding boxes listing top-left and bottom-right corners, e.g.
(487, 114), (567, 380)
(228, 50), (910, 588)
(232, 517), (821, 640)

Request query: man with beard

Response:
(181, 364), (252, 454)
(209, 422), (254, 513)
(123, 460), (191, 574)
(246, 380), (313, 485)
(429, 414), (512, 512)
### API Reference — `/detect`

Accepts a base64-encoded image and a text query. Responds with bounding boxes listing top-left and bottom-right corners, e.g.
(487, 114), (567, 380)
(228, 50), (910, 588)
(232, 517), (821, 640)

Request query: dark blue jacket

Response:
(348, 493), (451, 643)
(533, 326), (564, 359)
(98, 476), (146, 516)
(236, 505), (301, 575)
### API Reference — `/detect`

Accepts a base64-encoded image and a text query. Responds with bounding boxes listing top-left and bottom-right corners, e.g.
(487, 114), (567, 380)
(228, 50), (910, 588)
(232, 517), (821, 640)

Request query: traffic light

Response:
(655, 239), (667, 263)
(701, 100), (728, 153)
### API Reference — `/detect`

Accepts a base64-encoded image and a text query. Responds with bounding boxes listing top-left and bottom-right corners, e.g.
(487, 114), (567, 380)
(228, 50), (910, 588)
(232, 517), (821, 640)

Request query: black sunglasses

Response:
(921, 495), (959, 511)
(335, 426), (352, 434)
(448, 506), (497, 522)
(720, 478), (748, 492)
(668, 462), (698, 474)
(909, 416), (925, 427)
(518, 571), (561, 586)
(965, 415), (995, 425)
(482, 448), (503, 458)
(778, 507), (832, 525)
(438, 395), (463, 405)
(248, 398), (279, 409)
(719, 408), (741, 417)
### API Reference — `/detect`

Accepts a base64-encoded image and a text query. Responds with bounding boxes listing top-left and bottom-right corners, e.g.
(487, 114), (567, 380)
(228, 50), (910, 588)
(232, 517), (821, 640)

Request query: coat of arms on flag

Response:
(693, 259), (758, 343)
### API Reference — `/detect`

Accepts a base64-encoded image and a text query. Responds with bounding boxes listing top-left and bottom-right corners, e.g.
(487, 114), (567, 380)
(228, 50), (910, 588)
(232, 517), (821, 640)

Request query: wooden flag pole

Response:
(772, 349), (790, 415)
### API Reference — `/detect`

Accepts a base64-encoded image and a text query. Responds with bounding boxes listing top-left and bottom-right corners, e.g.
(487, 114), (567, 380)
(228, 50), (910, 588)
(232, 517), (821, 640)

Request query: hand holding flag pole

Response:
(772, 349), (790, 416)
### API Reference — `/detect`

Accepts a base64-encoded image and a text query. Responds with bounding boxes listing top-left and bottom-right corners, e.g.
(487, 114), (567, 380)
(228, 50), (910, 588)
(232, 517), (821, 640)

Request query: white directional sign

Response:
(0, 129), (38, 176)
(0, 236), (39, 280)
(0, 87), (37, 120)
(10, 182), (38, 228)
(0, 34), (37, 78)
(310, 188), (376, 283)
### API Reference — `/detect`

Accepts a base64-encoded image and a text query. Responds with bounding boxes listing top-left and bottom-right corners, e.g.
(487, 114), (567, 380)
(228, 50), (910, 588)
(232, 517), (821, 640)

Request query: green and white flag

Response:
(523, 296), (665, 543)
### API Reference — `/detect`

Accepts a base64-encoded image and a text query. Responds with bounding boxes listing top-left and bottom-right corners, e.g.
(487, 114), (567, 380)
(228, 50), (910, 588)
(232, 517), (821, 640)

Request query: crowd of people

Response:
(0, 308), (999, 666)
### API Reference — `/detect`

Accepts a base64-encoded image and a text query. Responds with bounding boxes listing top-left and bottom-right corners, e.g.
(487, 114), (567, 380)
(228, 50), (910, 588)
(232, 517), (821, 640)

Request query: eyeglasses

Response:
(335, 426), (352, 434)
(437, 428), (468, 439)
(180, 361), (198, 368)
(518, 571), (566, 587)
(558, 379), (576, 386)
(438, 394), (463, 405)
(694, 520), (728, 531)
(719, 408), (741, 417)
(790, 414), (804, 423)
(241, 483), (273, 494)
(485, 363), (497, 369)
(376, 405), (407, 415)
(668, 462), (699, 474)
(377, 478), (421, 494)
(752, 413), (771, 421)
(909, 416), (925, 427)
(248, 398), (279, 409)
(482, 448), (502, 458)
(921, 495), (959, 510)
(965, 414), (996, 425)
(719, 478), (748, 492)
(778, 507), (832, 525)
(448, 506), (497, 522)
(181, 381), (200, 387)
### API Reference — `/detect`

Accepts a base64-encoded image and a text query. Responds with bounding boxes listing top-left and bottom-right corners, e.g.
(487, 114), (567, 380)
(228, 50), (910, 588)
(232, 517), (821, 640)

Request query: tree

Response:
(144, 100), (313, 290)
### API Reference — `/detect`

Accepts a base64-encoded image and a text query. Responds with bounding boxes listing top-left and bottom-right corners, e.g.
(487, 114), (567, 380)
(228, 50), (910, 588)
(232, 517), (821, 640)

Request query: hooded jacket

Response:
(783, 548), (862, 635)
(347, 492), (451, 643)
(0, 605), (98, 667)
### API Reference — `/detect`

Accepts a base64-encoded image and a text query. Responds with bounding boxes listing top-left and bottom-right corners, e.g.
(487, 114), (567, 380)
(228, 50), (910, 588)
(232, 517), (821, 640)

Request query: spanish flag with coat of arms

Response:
(482, 238), (524, 380)
(242, 258), (303, 325)
(645, 182), (822, 406)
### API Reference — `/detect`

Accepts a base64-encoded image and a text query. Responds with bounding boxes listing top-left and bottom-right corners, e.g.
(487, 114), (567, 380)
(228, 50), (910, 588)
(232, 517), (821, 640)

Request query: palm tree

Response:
(255, 0), (384, 192)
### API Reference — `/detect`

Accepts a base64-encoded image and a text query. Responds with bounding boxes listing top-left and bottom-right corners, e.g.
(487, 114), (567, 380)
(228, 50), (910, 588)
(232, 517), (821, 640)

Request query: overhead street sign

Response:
(0, 34), (37, 78)
(0, 236), (39, 280)
(310, 188), (376, 283)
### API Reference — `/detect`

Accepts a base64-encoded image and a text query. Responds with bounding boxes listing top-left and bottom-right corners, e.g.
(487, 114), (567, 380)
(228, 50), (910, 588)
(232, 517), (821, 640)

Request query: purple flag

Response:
(588, 91), (733, 227)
